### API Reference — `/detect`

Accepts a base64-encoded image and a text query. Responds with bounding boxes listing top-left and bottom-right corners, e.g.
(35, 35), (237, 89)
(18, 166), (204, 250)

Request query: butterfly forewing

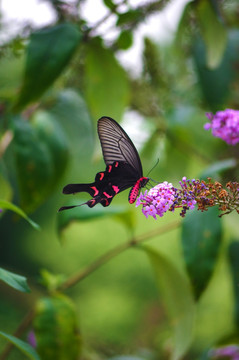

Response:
(97, 117), (143, 177)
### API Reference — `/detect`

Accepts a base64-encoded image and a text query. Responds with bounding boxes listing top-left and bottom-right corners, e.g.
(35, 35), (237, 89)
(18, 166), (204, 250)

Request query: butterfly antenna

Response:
(146, 158), (159, 177)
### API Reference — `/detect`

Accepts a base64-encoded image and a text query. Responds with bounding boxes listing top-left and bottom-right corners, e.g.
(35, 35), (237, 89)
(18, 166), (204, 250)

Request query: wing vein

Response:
(97, 116), (143, 176)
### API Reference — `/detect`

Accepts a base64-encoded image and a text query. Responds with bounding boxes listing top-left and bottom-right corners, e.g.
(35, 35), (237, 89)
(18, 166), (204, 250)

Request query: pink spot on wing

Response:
(99, 172), (104, 180)
(104, 199), (109, 206)
(103, 192), (112, 198)
(112, 185), (120, 194)
(88, 199), (96, 207)
(91, 186), (99, 196)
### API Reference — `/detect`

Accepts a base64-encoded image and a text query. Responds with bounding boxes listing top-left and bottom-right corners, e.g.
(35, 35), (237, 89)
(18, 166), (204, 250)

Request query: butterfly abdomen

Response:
(128, 177), (149, 204)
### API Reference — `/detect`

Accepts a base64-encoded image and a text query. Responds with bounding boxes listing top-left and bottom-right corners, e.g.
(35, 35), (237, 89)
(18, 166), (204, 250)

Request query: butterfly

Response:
(58, 116), (149, 211)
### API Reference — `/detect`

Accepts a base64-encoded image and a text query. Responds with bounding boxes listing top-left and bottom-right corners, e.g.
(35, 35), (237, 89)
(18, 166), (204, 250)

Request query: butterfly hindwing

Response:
(60, 161), (138, 210)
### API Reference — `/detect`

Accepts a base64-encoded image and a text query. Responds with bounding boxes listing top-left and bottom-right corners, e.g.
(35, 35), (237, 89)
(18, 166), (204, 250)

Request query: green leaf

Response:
(34, 294), (81, 360)
(103, 0), (115, 10)
(115, 31), (133, 50)
(32, 110), (69, 189)
(85, 38), (129, 121)
(0, 171), (13, 202)
(0, 267), (30, 292)
(116, 10), (142, 27)
(0, 53), (25, 100)
(143, 246), (195, 360)
(13, 116), (52, 212)
(228, 241), (239, 330)
(182, 207), (222, 300)
(0, 331), (40, 360)
(12, 113), (69, 213)
(197, 0), (227, 69)
(174, 1), (194, 49)
(49, 89), (94, 174)
(193, 30), (239, 110)
(57, 199), (134, 234)
(114, 209), (136, 232)
(200, 158), (236, 179)
(0, 200), (40, 230)
(143, 37), (166, 89)
(166, 105), (219, 161)
(15, 23), (81, 110)
(39, 269), (66, 292)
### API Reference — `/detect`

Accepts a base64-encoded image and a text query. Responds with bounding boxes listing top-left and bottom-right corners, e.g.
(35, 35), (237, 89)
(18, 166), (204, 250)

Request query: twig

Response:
(85, 0), (128, 37)
(84, 0), (169, 39)
(60, 219), (180, 290)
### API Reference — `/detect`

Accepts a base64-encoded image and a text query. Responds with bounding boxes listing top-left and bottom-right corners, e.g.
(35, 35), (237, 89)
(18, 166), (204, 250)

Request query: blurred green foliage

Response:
(1, 1), (239, 360)
(34, 294), (81, 360)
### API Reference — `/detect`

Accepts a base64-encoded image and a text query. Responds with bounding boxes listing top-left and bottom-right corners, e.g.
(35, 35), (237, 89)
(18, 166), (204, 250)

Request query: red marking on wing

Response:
(88, 199), (96, 208)
(91, 186), (99, 196)
(115, 162), (119, 167)
(112, 185), (120, 194)
(108, 165), (112, 173)
(103, 192), (113, 199)
(99, 172), (104, 180)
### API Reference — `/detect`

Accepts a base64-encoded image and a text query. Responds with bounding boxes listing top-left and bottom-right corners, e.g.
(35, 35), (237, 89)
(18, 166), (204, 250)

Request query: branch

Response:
(60, 219), (180, 290)
(84, 0), (128, 38)
(84, 0), (170, 39)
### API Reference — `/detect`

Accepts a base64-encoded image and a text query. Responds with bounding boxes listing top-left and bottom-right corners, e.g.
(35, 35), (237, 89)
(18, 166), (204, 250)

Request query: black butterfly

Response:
(59, 116), (149, 211)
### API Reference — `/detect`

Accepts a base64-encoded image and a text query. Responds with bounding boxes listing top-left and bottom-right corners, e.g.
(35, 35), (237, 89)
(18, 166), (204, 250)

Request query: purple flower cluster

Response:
(136, 182), (175, 219)
(137, 177), (239, 219)
(27, 330), (37, 348)
(209, 345), (239, 359)
(204, 109), (239, 145)
(136, 177), (206, 220)
(172, 177), (198, 217)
